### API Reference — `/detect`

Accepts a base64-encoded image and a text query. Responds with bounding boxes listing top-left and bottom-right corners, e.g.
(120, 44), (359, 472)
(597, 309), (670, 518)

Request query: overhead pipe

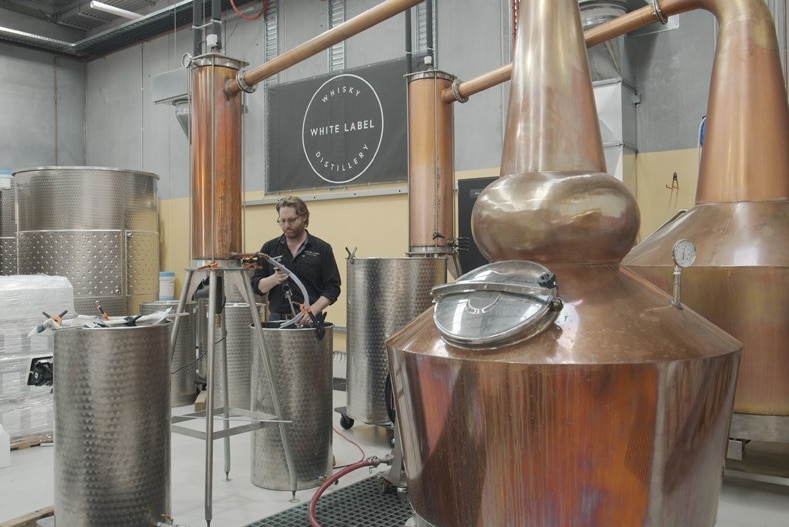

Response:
(210, 0), (222, 50)
(226, 0), (425, 95)
(405, 7), (412, 74)
(193, 0), (202, 55)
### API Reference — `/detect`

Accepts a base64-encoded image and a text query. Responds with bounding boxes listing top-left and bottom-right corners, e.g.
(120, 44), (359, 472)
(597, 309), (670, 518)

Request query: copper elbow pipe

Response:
(225, 0), (423, 96)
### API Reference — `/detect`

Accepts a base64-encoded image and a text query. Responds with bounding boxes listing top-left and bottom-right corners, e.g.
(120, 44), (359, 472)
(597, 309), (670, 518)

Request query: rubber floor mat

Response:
(244, 475), (413, 527)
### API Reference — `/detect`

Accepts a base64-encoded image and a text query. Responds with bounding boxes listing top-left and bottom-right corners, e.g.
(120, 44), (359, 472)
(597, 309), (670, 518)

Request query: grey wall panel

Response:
(142, 33), (190, 200)
(437, 0), (509, 172)
(225, 14), (268, 194)
(279, 0), (331, 82)
(86, 46), (144, 169)
(0, 43), (86, 170)
(55, 57), (87, 166)
(345, 0), (409, 69)
(629, 11), (715, 153)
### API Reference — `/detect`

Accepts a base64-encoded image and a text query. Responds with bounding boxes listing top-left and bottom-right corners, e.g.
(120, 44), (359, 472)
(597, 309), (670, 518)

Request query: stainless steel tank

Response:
(53, 323), (171, 527)
(197, 300), (263, 410)
(251, 323), (333, 490)
(345, 256), (446, 425)
(0, 173), (16, 275)
(14, 166), (159, 315)
(141, 300), (196, 407)
(387, 1), (741, 526)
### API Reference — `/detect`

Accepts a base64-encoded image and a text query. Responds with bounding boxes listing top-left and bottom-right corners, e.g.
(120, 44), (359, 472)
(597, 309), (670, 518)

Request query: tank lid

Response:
(431, 260), (562, 348)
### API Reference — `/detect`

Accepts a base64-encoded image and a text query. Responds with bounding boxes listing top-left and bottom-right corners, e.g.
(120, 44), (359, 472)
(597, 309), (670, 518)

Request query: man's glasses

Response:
(277, 216), (301, 225)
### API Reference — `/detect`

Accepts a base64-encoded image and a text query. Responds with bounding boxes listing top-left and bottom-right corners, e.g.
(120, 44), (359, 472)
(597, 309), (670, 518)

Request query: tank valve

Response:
(670, 239), (696, 308)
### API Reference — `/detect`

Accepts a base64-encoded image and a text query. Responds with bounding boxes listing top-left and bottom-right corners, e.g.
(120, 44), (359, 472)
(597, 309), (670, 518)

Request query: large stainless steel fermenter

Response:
(0, 172), (16, 275)
(14, 166), (159, 316)
(53, 323), (171, 527)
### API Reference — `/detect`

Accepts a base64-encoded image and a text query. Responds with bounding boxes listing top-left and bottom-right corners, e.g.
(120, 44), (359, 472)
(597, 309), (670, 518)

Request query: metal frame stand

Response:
(168, 265), (298, 526)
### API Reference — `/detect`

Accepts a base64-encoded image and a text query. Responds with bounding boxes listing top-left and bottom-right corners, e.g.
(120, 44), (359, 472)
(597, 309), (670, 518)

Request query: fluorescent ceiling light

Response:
(89, 1), (143, 20)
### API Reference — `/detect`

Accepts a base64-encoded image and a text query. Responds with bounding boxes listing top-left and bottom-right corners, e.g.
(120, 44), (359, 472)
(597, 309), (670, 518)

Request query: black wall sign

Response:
(266, 59), (408, 192)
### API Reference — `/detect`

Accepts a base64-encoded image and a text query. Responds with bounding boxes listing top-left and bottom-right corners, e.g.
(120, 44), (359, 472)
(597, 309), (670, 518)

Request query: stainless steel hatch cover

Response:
(431, 260), (563, 348)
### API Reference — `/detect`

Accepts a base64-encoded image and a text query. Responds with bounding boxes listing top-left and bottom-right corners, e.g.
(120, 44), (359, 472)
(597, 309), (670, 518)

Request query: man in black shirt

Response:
(251, 196), (341, 321)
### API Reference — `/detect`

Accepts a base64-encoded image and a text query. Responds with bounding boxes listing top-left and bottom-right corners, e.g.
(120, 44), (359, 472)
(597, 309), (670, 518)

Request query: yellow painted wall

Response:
(634, 148), (700, 241)
(157, 150), (700, 351)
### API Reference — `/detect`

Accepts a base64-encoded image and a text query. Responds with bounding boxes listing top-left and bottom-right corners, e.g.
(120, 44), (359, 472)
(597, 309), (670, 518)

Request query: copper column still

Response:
(386, 1), (741, 526)
(406, 70), (455, 259)
(190, 54), (245, 264)
(621, 0), (789, 445)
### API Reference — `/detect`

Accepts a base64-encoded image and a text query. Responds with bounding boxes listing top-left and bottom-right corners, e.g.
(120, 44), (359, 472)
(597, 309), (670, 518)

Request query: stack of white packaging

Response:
(0, 275), (74, 443)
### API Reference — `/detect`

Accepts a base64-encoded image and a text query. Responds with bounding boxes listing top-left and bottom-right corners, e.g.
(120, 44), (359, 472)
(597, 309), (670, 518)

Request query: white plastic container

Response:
(0, 423), (10, 468)
(158, 271), (176, 301)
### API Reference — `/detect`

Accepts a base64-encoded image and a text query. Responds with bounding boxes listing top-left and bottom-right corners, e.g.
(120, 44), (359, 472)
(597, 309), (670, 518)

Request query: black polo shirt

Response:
(250, 232), (341, 315)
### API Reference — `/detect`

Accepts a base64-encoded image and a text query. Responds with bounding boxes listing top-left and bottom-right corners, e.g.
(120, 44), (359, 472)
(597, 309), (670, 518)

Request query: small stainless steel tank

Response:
(251, 323), (333, 490)
(53, 323), (171, 527)
(141, 300), (196, 407)
(345, 256), (446, 425)
(14, 166), (159, 315)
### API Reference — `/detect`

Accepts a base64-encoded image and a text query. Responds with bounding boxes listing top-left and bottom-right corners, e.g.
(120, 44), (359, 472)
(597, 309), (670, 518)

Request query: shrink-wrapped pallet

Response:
(0, 275), (74, 441)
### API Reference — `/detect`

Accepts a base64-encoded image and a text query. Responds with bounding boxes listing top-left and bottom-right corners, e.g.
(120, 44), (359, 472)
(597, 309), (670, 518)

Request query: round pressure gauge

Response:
(672, 239), (696, 268)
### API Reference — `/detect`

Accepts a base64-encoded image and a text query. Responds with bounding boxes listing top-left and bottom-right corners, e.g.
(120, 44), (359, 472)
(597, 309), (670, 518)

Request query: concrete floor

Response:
(1, 391), (788, 527)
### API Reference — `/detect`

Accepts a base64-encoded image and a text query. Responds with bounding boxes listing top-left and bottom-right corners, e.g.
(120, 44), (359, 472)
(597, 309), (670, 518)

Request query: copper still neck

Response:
(586, 0), (789, 203)
(694, 0), (789, 202)
(471, 0), (639, 264)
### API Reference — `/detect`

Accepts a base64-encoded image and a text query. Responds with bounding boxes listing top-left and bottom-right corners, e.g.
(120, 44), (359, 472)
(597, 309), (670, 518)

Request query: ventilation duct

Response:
(580, 0), (631, 81)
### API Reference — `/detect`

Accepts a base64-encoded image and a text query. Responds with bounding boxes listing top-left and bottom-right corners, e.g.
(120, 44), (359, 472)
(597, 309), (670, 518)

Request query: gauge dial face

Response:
(672, 239), (696, 268)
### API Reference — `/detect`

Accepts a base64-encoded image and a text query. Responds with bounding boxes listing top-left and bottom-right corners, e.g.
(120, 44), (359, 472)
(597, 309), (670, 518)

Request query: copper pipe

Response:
(442, 2), (683, 104)
(441, 4), (663, 103)
(225, 0), (423, 96)
(407, 71), (455, 255)
(191, 55), (244, 261)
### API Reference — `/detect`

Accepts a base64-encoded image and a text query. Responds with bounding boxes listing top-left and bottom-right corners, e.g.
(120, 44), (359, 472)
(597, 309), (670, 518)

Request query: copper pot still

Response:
(386, 1), (741, 526)
(622, 0), (789, 445)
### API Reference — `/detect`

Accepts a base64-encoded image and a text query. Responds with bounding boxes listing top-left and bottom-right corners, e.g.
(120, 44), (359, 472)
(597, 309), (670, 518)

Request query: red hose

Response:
(230, 0), (268, 21)
(308, 458), (379, 527)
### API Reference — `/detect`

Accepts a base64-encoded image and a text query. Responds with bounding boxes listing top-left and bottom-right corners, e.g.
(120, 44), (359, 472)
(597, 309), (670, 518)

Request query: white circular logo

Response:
(301, 74), (384, 184)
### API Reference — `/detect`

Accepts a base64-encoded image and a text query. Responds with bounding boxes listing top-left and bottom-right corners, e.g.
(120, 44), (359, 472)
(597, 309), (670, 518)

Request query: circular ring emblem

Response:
(301, 74), (384, 185)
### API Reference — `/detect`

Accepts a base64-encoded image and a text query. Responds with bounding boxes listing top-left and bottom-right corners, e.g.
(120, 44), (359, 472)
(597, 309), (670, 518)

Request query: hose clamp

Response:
(653, 0), (668, 25)
(236, 70), (257, 94)
(451, 78), (469, 104)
